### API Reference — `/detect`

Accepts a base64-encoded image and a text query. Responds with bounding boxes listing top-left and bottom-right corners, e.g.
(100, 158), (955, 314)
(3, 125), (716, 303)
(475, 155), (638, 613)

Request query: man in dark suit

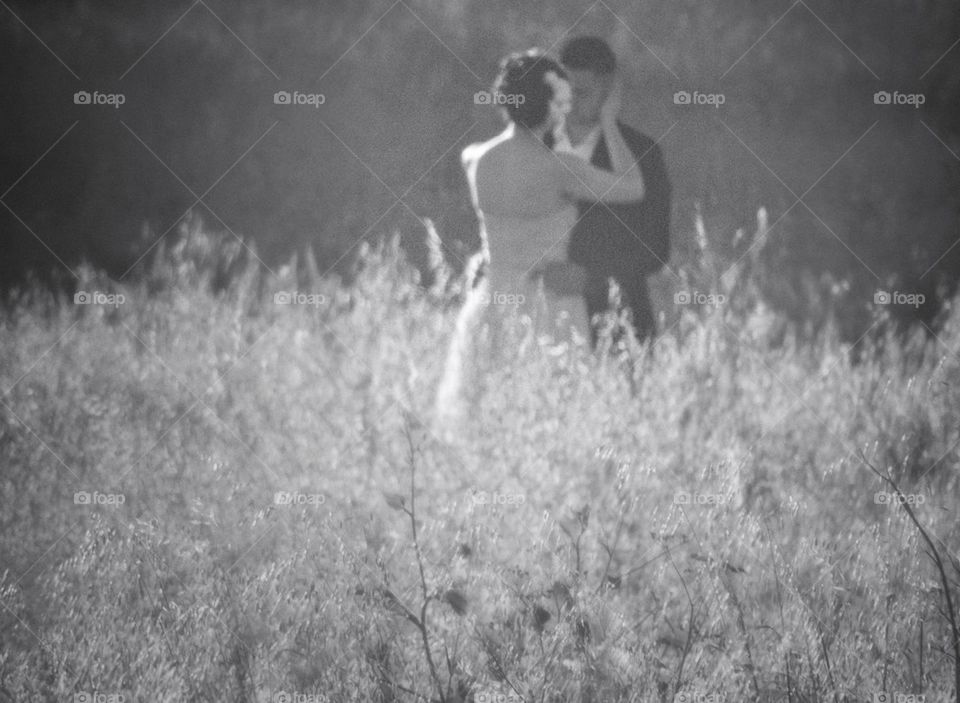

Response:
(555, 36), (672, 348)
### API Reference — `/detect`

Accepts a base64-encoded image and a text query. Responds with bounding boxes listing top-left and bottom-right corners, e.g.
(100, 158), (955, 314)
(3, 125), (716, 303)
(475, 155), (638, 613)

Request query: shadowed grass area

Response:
(1, 226), (958, 702)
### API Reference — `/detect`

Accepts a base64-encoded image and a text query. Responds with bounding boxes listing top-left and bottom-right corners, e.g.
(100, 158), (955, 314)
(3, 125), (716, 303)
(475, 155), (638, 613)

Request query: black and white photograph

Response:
(1, 2), (959, 701)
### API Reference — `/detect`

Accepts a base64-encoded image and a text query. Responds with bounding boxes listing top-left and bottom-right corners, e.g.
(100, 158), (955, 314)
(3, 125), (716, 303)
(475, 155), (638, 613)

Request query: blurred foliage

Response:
(1, 225), (960, 699)
(1, 0), (958, 339)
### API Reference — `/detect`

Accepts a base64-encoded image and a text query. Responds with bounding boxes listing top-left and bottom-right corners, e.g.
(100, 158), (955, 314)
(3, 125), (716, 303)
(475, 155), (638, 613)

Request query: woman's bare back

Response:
(463, 131), (569, 218)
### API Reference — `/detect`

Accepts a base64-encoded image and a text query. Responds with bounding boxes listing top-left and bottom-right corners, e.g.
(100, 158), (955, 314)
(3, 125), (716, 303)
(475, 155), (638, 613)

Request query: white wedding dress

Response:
(435, 205), (588, 430)
(480, 208), (589, 337)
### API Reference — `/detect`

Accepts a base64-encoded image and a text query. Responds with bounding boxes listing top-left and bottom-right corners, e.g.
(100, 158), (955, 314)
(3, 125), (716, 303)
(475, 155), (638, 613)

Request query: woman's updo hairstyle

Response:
(491, 49), (567, 129)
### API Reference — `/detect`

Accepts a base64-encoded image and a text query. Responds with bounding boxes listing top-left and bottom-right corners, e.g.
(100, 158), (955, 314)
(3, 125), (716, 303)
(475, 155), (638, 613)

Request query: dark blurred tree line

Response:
(1, 0), (957, 335)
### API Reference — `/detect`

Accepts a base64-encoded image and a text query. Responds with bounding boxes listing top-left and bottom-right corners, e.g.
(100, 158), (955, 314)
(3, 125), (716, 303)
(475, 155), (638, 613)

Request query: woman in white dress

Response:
(435, 49), (645, 429)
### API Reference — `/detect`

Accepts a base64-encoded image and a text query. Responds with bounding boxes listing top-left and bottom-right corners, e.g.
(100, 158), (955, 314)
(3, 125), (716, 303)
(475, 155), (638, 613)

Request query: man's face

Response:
(564, 68), (611, 125)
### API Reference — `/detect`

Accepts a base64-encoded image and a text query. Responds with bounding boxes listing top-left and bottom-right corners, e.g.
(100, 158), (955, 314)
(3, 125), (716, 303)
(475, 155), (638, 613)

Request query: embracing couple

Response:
(436, 36), (671, 426)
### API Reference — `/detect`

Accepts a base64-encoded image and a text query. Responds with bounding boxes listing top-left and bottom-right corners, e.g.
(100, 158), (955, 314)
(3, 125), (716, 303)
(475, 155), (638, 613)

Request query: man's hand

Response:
(528, 260), (587, 296)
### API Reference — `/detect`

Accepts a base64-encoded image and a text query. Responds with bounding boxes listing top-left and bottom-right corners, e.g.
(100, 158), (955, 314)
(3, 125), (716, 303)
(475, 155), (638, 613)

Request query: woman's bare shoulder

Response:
(462, 131), (512, 167)
(461, 142), (482, 166)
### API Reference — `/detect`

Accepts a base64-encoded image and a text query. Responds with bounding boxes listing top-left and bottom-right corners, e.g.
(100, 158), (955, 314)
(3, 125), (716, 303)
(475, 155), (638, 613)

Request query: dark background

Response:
(1, 0), (958, 337)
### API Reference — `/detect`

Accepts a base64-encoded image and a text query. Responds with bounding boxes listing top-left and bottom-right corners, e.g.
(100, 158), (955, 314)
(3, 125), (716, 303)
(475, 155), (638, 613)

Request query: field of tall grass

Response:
(1, 219), (959, 702)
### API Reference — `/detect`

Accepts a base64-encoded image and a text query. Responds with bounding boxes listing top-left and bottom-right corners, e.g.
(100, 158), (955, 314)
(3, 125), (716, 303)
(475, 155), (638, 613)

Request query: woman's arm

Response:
(554, 78), (644, 204)
(556, 152), (645, 204)
(600, 79), (636, 176)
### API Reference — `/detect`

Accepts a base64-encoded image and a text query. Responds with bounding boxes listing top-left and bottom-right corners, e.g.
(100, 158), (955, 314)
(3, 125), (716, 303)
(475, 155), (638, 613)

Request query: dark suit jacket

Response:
(559, 122), (671, 280)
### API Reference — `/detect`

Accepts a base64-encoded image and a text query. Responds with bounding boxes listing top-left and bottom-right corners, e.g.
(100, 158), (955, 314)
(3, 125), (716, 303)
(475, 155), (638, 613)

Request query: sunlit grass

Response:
(1, 225), (958, 702)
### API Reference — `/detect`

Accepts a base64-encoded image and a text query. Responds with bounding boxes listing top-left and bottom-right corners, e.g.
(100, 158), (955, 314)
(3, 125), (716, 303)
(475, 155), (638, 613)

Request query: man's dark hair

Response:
(560, 36), (616, 74)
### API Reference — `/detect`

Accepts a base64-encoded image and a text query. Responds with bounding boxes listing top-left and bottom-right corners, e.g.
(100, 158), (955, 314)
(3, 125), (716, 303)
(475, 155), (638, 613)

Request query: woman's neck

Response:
(510, 121), (550, 145)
